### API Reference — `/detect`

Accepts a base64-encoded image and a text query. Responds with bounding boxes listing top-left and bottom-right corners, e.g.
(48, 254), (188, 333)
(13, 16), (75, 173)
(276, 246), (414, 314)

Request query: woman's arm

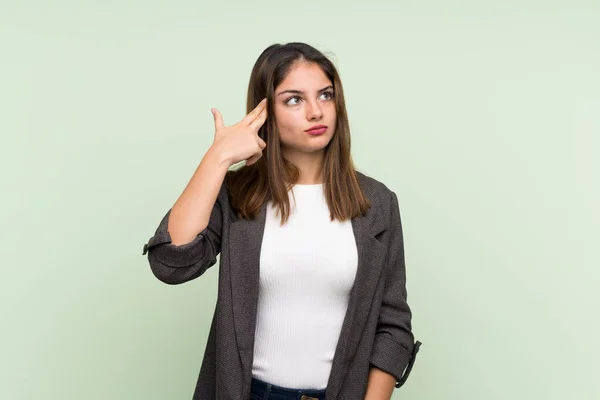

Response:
(142, 147), (230, 285)
(143, 99), (268, 284)
(364, 367), (396, 399)
(168, 146), (231, 246)
(368, 191), (420, 390)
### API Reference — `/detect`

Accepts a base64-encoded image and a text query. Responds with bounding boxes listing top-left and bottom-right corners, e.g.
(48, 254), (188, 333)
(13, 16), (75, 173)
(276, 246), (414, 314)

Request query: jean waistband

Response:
(251, 376), (327, 399)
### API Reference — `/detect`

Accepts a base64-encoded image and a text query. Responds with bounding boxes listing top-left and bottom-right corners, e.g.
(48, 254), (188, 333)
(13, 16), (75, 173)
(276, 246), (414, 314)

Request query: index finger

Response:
(243, 98), (267, 125)
(249, 105), (268, 131)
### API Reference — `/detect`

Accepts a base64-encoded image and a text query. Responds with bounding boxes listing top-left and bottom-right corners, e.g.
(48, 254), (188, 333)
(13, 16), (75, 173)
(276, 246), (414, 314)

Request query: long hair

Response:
(225, 42), (371, 225)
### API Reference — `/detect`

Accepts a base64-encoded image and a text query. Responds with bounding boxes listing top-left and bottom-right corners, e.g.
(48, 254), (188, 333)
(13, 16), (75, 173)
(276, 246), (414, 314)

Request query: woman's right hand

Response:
(210, 98), (268, 167)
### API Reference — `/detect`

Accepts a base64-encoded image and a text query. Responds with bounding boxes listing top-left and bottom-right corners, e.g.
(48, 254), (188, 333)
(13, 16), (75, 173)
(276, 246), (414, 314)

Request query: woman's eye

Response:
(321, 91), (334, 100)
(286, 96), (301, 105)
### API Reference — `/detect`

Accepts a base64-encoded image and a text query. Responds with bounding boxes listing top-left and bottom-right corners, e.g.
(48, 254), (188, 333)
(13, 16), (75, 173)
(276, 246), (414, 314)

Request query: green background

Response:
(2, 1), (598, 399)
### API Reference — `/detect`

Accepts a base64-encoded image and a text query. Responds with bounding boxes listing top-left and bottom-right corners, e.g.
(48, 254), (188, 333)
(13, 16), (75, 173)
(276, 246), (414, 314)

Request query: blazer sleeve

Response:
(141, 183), (227, 285)
(369, 190), (422, 388)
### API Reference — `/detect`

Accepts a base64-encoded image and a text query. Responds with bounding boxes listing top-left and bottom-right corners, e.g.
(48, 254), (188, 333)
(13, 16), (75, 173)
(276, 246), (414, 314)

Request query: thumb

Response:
(257, 137), (267, 150)
(211, 108), (225, 131)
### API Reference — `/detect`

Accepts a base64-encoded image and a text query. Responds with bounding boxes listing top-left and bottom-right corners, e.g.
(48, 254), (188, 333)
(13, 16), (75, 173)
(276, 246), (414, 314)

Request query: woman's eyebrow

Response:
(276, 85), (334, 96)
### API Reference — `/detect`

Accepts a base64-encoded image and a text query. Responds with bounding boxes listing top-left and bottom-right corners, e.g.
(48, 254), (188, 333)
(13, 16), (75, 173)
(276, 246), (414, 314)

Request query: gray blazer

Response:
(143, 171), (421, 399)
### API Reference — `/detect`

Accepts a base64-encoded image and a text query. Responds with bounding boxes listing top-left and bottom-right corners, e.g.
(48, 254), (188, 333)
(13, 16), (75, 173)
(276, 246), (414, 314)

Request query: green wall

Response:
(2, 1), (598, 399)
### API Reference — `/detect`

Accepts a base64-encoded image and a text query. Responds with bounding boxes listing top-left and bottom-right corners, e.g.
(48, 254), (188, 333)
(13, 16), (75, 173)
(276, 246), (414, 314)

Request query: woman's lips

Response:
(305, 125), (328, 135)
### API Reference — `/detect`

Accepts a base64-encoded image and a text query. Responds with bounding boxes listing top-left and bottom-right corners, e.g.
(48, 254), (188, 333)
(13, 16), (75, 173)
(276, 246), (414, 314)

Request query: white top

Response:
(251, 183), (359, 389)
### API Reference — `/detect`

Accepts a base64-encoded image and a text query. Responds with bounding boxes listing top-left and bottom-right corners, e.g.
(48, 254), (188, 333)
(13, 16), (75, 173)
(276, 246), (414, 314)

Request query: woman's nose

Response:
(306, 101), (323, 120)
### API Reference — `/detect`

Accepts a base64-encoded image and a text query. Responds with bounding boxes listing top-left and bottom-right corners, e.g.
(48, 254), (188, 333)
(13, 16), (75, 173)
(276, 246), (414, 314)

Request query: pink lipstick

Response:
(305, 125), (328, 135)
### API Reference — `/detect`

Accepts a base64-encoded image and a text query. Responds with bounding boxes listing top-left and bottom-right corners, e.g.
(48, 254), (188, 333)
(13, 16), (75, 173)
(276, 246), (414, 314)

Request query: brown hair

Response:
(225, 42), (371, 225)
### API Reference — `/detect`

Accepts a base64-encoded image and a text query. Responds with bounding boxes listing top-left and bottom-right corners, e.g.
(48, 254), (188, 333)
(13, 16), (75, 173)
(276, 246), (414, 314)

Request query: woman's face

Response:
(273, 62), (337, 157)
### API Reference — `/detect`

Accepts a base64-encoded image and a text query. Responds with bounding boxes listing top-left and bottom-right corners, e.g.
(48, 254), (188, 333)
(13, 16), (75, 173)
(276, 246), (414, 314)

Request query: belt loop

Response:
(263, 382), (272, 400)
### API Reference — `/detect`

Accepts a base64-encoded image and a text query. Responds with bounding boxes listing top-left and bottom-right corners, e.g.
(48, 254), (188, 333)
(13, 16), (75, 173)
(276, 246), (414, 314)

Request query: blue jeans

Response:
(250, 376), (327, 400)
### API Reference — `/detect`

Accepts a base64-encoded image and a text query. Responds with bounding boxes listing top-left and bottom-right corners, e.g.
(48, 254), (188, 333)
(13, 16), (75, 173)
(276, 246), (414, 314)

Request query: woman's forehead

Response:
(277, 62), (332, 91)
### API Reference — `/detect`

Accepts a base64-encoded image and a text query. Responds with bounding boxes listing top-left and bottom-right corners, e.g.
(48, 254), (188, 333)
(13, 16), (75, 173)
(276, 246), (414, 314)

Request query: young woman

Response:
(143, 42), (421, 400)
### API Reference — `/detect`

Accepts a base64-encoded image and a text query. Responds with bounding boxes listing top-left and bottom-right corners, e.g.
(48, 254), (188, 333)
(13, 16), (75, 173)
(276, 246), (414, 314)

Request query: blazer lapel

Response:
(228, 177), (388, 400)
(324, 181), (388, 399)
(228, 200), (268, 379)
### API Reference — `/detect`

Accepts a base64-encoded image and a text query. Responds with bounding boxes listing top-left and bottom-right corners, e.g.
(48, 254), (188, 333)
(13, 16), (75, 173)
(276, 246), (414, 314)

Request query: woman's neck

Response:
(283, 149), (325, 185)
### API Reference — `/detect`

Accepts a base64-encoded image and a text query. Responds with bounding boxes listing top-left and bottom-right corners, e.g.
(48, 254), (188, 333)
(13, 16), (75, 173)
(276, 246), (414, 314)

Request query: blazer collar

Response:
(228, 173), (388, 399)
